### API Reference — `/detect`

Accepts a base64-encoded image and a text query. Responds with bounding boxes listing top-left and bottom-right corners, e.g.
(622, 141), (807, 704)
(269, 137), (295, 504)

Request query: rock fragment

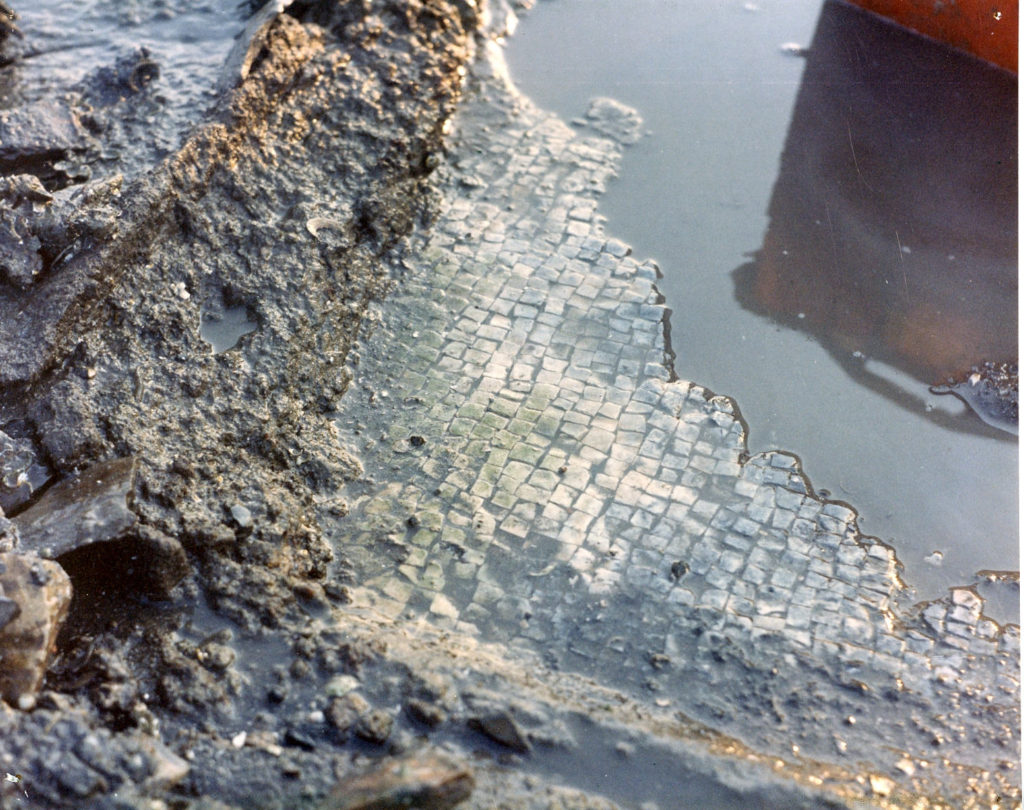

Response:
(14, 456), (138, 559)
(0, 551), (72, 708)
(0, 428), (48, 513)
(320, 751), (473, 810)
(0, 101), (90, 189)
(468, 710), (531, 754)
(13, 456), (187, 597)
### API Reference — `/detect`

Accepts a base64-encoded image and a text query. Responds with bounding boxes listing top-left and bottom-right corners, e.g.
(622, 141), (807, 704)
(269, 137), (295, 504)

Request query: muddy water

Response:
(506, 0), (1019, 618)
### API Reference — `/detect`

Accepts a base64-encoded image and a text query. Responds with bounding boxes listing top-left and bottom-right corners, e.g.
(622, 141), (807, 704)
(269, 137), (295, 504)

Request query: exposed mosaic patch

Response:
(323, 39), (1020, 807)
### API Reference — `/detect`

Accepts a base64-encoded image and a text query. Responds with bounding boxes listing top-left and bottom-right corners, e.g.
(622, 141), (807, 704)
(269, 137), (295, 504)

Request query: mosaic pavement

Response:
(322, 38), (1020, 806)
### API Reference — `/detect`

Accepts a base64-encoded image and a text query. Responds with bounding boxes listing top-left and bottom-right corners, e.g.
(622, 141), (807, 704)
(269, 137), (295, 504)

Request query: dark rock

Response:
(0, 175), (57, 291)
(467, 711), (531, 754)
(406, 698), (445, 728)
(14, 456), (138, 559)
(0, 551), (72, 708)
(0, 427), (49, 514)
(320, 751), (473, 810)
(354, 709), (393, 745)
(126, 525), (189, 598)
(13, 457), (188, 598)
(0, 594), (19, 629)
(0, 101), (91, 189)
(283, 727), (318, 751)
(0, 205), (43, 288)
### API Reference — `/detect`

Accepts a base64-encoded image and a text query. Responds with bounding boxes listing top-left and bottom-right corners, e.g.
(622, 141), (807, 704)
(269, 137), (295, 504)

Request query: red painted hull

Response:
(845, 0), (1017, 71)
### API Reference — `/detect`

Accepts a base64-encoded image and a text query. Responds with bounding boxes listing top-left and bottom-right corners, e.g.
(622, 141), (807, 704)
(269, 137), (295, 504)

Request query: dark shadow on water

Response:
(733, 0), (1017, 437)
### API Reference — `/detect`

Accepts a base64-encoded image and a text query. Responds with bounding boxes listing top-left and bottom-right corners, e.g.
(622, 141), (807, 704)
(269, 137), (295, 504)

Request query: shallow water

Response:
(201, 305), (258, 354)
(506, 0), (1019, 617)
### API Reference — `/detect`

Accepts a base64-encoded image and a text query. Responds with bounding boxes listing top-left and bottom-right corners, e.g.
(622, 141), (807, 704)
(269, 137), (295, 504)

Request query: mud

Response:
(0, 1), (489, 807)
(0, 1), (1017, 809)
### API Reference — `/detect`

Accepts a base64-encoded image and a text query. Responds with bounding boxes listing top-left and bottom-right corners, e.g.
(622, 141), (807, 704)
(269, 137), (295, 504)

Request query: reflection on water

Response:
(506, 0), (1018, 611)
(733, 0), (1017, 439)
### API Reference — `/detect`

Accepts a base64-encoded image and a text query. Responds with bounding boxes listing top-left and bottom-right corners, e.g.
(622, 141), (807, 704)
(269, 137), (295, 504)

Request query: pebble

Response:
(319, 751), (473, 810)
(0, 552), (72, 708)
(468, 711), (530, 753)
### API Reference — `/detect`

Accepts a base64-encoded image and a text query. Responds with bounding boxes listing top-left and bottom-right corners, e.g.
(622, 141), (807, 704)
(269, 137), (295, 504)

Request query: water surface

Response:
(506, 0), (1018, 612)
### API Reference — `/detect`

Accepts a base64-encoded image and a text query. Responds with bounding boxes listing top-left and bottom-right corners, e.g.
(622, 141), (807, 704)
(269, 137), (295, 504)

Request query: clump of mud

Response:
(0, 2), (495, 807)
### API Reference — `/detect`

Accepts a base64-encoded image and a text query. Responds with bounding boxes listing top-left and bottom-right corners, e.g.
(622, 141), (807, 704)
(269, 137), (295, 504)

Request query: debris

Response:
(14, 457), (139, 559)
(468, 711), (531, 753)
(0, 102), (90, 188)
(13, 457), (187, 597)
(320, 751), (473, 810)
(0, 552), (72, 708)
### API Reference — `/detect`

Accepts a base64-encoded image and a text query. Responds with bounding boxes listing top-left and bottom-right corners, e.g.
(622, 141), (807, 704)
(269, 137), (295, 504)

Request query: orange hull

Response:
(845, 0), (1017, 71)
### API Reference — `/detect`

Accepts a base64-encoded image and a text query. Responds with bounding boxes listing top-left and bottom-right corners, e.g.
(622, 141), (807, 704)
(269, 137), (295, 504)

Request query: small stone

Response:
(245, 730), (283, 757)
(869, 775), (894, 796)
(0, 552), (71, 708)
(669, 560), (688, 579)
(648, 653), (670, 670)
(325, 674), (361, 698)
(327, 692), (370, 739)
(200, 642), (236, 672)
(322, 751), (473, 810)
(468, 711), (530, 753)
(284, 727), (318, 751)
(406, 698), (445, 728)
(229, 504), (254, 530)
(355, 709), (393, 745)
